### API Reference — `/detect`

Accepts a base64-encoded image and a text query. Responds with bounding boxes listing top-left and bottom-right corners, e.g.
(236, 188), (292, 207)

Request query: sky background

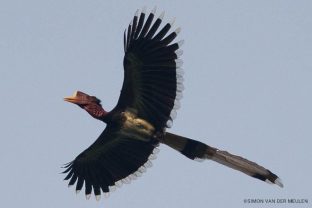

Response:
(1, 0), (311, 207)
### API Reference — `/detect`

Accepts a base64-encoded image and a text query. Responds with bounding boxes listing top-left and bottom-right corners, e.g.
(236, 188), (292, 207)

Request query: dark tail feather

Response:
(162, 132), (283, 188)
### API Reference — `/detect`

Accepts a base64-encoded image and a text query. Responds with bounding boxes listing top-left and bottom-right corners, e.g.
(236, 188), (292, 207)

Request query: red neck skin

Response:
(83, 103), (110, 123)
(99, 110), (110, 123)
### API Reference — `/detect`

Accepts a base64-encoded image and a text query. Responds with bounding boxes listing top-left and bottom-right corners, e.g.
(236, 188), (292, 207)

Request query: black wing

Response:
(64, 8), (182, 200)
(113, 8), (184, 131)
(63, 124), (159, 200)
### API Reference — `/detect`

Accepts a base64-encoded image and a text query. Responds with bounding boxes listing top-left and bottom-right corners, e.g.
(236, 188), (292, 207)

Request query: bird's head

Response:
(64, 91), (107, 120)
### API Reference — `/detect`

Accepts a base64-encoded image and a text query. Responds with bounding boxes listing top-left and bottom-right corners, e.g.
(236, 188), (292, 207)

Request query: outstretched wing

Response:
(63, 124), (159, 200)
(113, 8), (184, 131)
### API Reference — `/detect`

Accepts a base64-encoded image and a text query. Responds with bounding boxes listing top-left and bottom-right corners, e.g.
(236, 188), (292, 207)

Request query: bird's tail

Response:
(162, 132), (283, 187)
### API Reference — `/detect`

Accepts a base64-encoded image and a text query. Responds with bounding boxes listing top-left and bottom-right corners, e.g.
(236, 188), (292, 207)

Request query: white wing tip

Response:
(174, 99), (181, 110)
(175, 59), (183, 67)
(76, 189), (81, 194)
(95, 194), (101, 201)
(175, 50), (183, 57)
(109, 186), (116, 192)
(178, 40), (185, 47)
(159, 11), (165, 20)
(148, 153), (157, 160)
(194, 157), (205, 162)
(166, 119), (173, 128)
(170, 17), (176, 26)
(86, 194), (91, 200)
(134, 9), (139, 17)
(151, 6), (157, 14)
(134, 171), (142, 177)
(175, 27), (181, 35)
(142, 6), (147, 14)
(153, 147), (160, 154)
(115, 180), (123, 188)
(139, 166), (147, 173)
(129, 174), (137, 180)
(144, 160), (153, 168)
(104, 192), (110, 198)
(121, 177), (131, 184)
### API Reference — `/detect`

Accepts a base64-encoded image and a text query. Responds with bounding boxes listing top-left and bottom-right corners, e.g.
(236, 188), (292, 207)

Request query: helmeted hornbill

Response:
(63, 7), (283, 201)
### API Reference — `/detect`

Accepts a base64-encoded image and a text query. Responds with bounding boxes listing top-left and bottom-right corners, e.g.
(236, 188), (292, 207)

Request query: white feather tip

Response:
(142, 6), (147, 14)
(175, 27), (181, 35)
(175, 59), (183, 67)
(95, 195), (101, 201)
(153, 148), (160, 154)
(178, 40), (184, 47)
(159, 11), (165, 20)
(134, 9), (139, 17)
(104, 192), (110, 198)
(109, 186), (116, 192)
(151, 6), (157, 14)
(175, 50), (183, 57)
(85, 194), (91, 200)
(170, 17), (176, 26)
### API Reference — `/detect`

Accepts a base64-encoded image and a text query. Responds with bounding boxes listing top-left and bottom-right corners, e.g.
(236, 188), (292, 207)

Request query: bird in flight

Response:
(63, 7), (283, 201)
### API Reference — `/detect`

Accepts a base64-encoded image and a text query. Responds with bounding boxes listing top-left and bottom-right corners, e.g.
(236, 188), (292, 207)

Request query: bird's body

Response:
(63, 7), (283, 201)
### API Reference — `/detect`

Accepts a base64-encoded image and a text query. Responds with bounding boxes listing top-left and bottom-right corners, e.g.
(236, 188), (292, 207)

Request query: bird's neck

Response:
(84, 104), (109, 122)
(98, 109), (109, 122)
(98, 110), (110, 123)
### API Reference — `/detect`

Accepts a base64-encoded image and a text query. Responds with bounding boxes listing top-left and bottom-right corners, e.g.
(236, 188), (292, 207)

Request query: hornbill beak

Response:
(64, 91), (87, 105)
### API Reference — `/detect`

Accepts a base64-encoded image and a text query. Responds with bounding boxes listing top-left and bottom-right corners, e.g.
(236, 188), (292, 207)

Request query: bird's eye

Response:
(96, 99), (101, 104)
(90, 96), (101, 105)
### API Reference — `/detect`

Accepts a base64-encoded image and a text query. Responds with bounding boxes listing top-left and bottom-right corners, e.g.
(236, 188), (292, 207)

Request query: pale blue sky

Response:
(1, 0), (311, 207)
